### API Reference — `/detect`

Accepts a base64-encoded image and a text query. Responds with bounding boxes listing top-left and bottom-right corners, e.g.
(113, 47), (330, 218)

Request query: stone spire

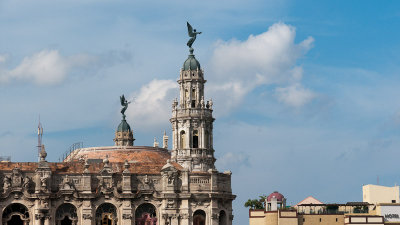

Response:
(163, 130), (169, 149)
(170, 47), (216, 172)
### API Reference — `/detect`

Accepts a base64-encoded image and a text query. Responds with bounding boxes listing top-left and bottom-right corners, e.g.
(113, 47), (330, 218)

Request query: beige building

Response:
(363, 184), (399, 204)
(0, 41), (235, 225)
(249, 192), (384, 225)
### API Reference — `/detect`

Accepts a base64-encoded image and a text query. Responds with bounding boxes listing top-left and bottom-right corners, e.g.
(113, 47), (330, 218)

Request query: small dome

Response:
(117, 119), (131, 132)
(183, 51), (201, 71)
(267, 191), (284, 202)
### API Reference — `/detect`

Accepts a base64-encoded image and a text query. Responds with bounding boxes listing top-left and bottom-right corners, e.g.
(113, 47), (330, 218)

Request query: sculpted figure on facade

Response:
(3, 175), (11, 192)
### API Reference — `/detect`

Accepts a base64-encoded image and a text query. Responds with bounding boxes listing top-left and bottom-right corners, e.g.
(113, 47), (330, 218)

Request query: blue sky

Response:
(1, 1), (400, 224)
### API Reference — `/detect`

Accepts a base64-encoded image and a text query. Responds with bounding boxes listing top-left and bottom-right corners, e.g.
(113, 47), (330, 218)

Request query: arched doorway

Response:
(219, 210), (226, 225)
(56, 203), (78, 225)
(135, 203), (157, 225)
(193, 210), (206, 225)
(96, 203), (117, 225)
(2, 203), (30, 225)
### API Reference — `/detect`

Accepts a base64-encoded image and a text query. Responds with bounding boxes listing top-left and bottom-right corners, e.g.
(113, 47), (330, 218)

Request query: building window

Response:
(336, 218), (338, 222)
(135, 203), (157, 225)
(320, 218), (321, 222)
(180, 131), (186, 149)
(193, 130), (199, 148)
(193, 210), (206, 225)
(303, 218), (305, 222)
(393, 200), (396, 203)
(191, 89), (196, 107)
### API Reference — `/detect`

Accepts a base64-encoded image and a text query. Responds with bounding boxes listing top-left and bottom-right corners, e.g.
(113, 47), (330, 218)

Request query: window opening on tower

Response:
(193, 130), (199, 148)
(180, 131), (186, 149)
(191, 88), (196, 108)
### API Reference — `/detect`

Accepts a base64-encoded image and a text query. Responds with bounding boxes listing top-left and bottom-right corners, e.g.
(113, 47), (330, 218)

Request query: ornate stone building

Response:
(0, 45), (235, 225)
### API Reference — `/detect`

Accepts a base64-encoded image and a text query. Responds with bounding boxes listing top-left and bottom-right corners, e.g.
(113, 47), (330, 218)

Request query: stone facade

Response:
(0, 48), (235, 225)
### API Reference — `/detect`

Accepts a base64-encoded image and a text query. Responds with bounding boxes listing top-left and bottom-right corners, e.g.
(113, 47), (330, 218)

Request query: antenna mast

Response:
(37, 116), (43, 161)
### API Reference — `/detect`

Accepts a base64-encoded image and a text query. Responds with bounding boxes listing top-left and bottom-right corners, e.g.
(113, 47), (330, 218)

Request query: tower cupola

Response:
(114, 95), (135, 146)
(183, 48), (201, 71)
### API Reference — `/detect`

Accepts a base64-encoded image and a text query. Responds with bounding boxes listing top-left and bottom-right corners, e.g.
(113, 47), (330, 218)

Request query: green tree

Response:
(244, 195), (267, 209)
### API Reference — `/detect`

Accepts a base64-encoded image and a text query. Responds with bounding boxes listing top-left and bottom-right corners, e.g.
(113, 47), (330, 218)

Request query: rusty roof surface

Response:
(0, 146), (183, 174)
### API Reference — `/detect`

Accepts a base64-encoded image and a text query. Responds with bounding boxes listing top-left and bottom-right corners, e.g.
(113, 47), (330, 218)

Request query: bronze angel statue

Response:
(120, 95), (131, 117)
(187, 22), (202, 48)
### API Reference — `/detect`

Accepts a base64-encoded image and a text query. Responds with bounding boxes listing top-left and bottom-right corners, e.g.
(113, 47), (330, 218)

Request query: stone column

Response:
(0, 204), (3, 225)
(210, 200), (219, 225)
(43, 216), (50, 225)
(81, 200), (93, 225)
(171, 214), (179, 225)
(209, 169), (218, 192)
(179, 197), (190, 225)
(121, 200), (133, 225)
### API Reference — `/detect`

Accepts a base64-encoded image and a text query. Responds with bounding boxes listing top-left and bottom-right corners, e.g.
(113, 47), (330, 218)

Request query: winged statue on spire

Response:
(187, 22), (202, 49)
(120, 95), (131, 118)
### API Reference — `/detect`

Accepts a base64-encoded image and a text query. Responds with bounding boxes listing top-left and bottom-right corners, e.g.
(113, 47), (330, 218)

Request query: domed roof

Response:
(267, 191), (284, 202)
(117, 118), (131, 132)
(183, 49), (201, 71)
(61, 146), (182, 174)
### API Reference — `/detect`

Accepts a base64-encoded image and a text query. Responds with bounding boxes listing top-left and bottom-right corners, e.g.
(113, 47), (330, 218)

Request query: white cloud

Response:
(126, 79), (178, 130)
(0, 49), (127, 85)
(208, 22), (315, 111)
(1, 50), (69, 85)
(275, 83), (316, 107)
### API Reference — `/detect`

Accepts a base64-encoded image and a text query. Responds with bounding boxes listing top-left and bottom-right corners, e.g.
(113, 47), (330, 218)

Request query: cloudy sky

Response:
(1, 0), (400, 224)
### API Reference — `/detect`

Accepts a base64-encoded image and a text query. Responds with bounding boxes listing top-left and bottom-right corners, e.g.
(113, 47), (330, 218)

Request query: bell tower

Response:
(170, 46), (215, 172)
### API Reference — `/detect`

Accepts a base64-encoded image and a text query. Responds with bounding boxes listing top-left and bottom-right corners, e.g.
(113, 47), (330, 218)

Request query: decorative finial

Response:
(103, 155), (110, 166)
(187, 22), (202, 51)
(39, 145), (47, 162)
(123, 159), (130, 173)
(119, 94), (131, 119)
(84, 158), (90, 173)
(153, 137), (159, 147)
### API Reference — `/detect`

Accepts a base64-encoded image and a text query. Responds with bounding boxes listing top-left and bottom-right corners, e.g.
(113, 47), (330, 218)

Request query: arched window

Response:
(193, 210), (206, 225)
(192, 130), (199, 148)
(135, 203), (157, 225)
(219, 210), (227, 225)
(56, 203), (77, 225)
(180, 131), (186, 149)
(2, 203), (29, 225)
(95, 203), (117, 225)
(191, 89), (196, 107)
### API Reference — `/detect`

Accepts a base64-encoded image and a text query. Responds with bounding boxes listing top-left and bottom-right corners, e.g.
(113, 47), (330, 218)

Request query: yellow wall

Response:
(299, 214), (343, 225)
(250, 210), (266, 225)
(265, 211), (278, 225)
(363, 184), (399, 204)
(279, 211), (297, 225)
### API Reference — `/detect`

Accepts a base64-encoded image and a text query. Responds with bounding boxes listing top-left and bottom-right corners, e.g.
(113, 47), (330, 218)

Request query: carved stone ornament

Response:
(180, 213), (189, 220)
(3, 175), (11, 192)
(83, 214), (92, 220)
(35, 214), (42, 220)
(211, 213), (219, 220)
(11, 167), (23, 187)
(83, 201), (91, 207)
(122, 214), (132, 220)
